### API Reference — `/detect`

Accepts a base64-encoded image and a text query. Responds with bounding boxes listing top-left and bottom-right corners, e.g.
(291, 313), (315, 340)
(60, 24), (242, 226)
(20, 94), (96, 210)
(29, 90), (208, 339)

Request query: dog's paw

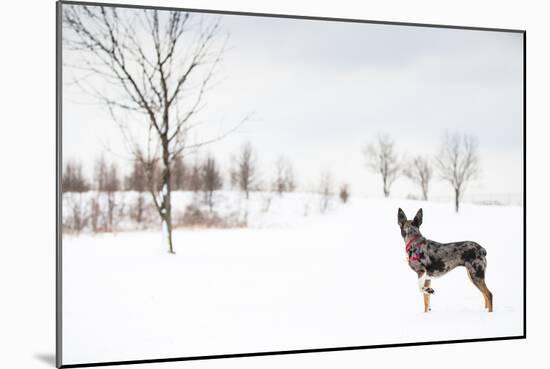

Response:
(423, 287), (435, 295)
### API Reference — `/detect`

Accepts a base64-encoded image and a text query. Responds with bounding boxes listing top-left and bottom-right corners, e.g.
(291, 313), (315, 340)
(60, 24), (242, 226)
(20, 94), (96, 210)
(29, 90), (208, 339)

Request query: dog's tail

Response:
(479, 246), (487, 257)
(474, 243), (488, 268)
(477, 245), (488, 271)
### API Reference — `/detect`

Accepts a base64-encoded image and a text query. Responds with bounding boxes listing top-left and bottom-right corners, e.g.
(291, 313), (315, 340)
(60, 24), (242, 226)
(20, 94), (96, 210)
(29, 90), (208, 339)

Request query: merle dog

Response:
(397, 208), (493, 313)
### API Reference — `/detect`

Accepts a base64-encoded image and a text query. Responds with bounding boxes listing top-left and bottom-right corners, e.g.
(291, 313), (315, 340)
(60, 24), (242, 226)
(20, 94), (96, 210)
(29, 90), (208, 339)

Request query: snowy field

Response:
(62, 192), (524, 365)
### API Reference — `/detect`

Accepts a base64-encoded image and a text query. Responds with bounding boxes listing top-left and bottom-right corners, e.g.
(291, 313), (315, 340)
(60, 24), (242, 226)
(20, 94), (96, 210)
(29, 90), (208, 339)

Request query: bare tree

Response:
(319, 171), (334, 213)
(201, 154), (223, 212)
(125, 160), (149, 225)
(89, 195), (101, 233)
(93, 156), (108, 192)
(171, 155), (186, 191)
(63, 6), (244, 253)
(364, 133), (400, 198)
(272, 156), (296, 195)
(125, 160), (146, 191)
(62, 160), (89, 193)
(435, 132), (479, 212)
(188, 160), (202, 193)
(106, 163), (123, 232)
(231, 142), (259, 200)
(272, 157), (286, 195)
(65, 196), (88, 233)
(403, 156), (433, 201)
(105, 163), (121, 193)
(62, 160), (89, 233)
(94, 156), (120, 192)
(93, 156), (122, 232)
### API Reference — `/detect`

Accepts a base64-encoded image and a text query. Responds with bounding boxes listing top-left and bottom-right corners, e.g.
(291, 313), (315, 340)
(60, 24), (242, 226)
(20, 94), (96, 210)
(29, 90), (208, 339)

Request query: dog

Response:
(397, 208), (493, 313)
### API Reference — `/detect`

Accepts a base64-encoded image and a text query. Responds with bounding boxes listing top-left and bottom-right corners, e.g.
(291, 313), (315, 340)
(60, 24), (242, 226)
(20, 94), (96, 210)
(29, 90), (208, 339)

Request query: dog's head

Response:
(397, 208), (422, 239)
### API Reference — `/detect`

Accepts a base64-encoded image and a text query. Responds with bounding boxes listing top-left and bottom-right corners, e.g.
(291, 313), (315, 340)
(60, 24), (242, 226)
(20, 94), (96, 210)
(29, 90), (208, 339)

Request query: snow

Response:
(62, 193), (523, 365)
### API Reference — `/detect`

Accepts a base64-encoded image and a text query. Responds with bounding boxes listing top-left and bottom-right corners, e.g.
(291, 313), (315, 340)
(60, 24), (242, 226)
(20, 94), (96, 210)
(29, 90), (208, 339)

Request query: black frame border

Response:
(56, 1), (527, 367)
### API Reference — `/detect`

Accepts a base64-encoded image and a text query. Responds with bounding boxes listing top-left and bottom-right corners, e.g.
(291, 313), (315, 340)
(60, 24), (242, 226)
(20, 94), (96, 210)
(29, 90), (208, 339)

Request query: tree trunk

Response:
(136, 192), (144, 224)
(383, 177), (389, 198)
(454, 188), (460, 213)
(206, 190), (213, 212)
(107, 192), (114, 232)
(160, 135), (175, 254)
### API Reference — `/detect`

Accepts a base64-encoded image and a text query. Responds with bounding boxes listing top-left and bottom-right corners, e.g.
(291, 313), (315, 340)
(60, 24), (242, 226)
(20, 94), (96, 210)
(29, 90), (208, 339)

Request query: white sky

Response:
(62, 6), (524, 203)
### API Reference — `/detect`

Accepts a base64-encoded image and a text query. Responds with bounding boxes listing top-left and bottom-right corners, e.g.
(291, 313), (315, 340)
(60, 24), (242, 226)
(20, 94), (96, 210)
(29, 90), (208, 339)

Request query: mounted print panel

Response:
(57, 1), (525, 367)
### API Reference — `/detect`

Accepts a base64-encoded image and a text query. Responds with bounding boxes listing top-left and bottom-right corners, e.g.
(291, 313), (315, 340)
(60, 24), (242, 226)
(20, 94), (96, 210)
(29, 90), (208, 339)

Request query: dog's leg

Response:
(467, 267), (493, 312)
(423, 279), (432, 312)
(417, 271), (434, 295)
(477, 279), (493, 312)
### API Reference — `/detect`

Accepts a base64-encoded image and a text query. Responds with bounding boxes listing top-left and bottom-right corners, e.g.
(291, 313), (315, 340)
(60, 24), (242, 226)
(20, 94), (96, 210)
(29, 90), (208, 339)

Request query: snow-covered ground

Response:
(62, 193), (524, 365)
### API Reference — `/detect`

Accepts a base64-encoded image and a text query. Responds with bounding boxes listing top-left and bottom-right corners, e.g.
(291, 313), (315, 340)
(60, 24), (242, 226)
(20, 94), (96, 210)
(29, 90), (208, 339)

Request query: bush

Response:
(339, 184), (350, 203)
(177, 203), (245, 229)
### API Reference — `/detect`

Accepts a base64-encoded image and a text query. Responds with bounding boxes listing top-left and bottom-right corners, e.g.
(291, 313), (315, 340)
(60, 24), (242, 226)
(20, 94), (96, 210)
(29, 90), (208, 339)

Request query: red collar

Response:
(405, 236), (423, 261)
(405, 236), (419, 251)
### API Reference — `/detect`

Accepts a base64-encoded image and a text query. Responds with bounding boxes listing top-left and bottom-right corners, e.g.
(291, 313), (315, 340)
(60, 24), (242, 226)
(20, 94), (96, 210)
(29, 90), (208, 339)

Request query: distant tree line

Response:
(64, 140), (347, 232)
(63, 144), (298, 198)
(363, 131), (479, 212)
(62, 140), (357, 234)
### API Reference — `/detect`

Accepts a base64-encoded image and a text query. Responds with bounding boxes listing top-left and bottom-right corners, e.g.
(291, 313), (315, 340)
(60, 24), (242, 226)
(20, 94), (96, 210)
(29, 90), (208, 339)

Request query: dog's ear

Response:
(397, 208), (407, 227)
(412, 208), (423, 227)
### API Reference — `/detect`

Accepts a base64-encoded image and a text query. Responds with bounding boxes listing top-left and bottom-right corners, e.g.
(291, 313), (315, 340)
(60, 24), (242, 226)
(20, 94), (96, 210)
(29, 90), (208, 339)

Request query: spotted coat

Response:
(399, 208), (488, 283)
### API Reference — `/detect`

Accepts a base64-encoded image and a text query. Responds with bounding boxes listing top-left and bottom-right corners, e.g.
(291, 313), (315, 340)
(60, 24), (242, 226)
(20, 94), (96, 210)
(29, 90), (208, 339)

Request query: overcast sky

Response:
(63, 6), (524, 203)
